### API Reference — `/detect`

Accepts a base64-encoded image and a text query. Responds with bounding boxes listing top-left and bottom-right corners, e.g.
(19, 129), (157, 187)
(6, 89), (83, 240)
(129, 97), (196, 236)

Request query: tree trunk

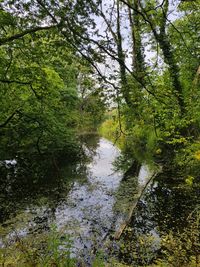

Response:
(116, 0), (133, 108)
(157, 32), (185, 115)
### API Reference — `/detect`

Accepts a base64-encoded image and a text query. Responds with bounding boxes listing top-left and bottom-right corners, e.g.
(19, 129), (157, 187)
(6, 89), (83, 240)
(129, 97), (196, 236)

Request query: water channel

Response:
(0, 135), (199, 265)
(1, 137), (149, 254)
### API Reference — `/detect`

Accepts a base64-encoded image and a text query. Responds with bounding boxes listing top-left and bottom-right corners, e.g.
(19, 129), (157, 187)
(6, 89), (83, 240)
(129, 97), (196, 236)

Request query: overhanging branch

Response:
(0, 111), (17, 128)
(0, 24), (59, 46)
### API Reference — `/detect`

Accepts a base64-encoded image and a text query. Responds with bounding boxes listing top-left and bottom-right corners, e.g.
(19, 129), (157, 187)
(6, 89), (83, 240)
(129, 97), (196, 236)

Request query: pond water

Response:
(0, 137), (137, 255)
(53, 138), (123, 253)
(1, 135), (199, 265)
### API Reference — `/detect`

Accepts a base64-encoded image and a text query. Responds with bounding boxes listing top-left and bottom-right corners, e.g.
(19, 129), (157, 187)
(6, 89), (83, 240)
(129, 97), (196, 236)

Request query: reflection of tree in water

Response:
(118, 168), (200, 265)
(133, 170), (200, 233)
(0, 157), (71, 225)
(79, 133), (100, 158)
(0, 134), (101, 226)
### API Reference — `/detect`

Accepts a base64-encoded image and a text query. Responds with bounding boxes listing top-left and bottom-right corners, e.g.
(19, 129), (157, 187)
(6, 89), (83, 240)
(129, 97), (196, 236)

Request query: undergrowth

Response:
(0, 210), (199, 267)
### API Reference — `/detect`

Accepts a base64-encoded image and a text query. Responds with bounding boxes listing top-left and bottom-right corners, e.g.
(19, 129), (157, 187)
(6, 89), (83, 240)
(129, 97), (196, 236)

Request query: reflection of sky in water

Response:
(0, 138), (124, 253)
(138, 165), (153, 186)
(1, 137), (159, 259)
(54, 138), (123, 251)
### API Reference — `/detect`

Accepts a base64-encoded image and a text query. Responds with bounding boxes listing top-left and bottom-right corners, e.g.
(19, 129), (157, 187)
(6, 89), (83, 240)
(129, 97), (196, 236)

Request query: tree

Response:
(0, 0), (199, 163)
(0, 4), (104, 159)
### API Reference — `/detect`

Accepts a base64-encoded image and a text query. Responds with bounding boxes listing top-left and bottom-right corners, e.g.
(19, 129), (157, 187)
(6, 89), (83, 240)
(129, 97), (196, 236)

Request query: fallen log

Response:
(114, 170), (160, 240)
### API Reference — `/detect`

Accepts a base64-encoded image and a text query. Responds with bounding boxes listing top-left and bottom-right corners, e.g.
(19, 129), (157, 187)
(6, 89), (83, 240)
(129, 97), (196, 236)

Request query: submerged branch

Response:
(114, 170), (160, 240)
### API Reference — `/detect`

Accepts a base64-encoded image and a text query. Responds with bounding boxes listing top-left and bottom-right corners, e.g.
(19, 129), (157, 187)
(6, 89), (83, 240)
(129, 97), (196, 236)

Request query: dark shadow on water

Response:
(0, 134), (101, 226)
(117, 168), (200, 266)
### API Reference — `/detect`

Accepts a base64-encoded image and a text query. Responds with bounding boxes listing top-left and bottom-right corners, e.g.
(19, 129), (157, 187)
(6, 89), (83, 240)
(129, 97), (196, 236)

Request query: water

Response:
(1, 135), (199, 265)
(53, 138), (123, 252)
(117, 168), (200, 265)
(0, 137), (124, 254)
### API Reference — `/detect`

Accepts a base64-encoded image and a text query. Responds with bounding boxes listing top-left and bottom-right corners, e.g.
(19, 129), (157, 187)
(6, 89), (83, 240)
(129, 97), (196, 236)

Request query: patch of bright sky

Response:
(93, 0), (183, 76)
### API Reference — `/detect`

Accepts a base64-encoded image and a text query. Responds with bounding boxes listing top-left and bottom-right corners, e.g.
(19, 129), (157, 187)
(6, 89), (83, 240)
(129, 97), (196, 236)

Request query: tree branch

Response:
(0, 79), (30, 85)
(0, 79), (40, 99)
(0, 24), (59, 46)
(0, 111), (17, 128)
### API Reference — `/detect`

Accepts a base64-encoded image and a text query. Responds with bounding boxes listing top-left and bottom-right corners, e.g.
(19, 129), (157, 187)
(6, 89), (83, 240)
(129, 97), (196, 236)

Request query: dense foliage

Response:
(97, 0), (200, 182)
(1, 0), (199, 164)
(0, 5), (105, 160)
(0, 0), (200, 266)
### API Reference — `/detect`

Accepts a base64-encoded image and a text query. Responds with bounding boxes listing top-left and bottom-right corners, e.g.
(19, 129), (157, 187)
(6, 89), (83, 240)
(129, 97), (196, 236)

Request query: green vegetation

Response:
(99, 109), (125, 149)
(0, 0), (200, 266)
(118, 205), (200, 267)
(0, 0), (199, 172)
(1, 212), (199, 266)
(0, 225), (107, 266)
(0, 14), (105, 160)
(0, 226), (75, 266)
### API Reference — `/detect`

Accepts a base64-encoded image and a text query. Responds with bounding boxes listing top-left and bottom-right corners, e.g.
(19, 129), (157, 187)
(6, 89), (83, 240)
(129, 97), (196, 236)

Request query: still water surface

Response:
(0, 138), (127, 253)
(53, 138), (123, 252)
(1, 135), (199, 265)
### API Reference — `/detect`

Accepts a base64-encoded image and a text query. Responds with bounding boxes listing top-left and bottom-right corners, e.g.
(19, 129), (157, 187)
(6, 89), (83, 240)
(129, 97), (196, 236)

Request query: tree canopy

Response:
(0, 0), (199, 171)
